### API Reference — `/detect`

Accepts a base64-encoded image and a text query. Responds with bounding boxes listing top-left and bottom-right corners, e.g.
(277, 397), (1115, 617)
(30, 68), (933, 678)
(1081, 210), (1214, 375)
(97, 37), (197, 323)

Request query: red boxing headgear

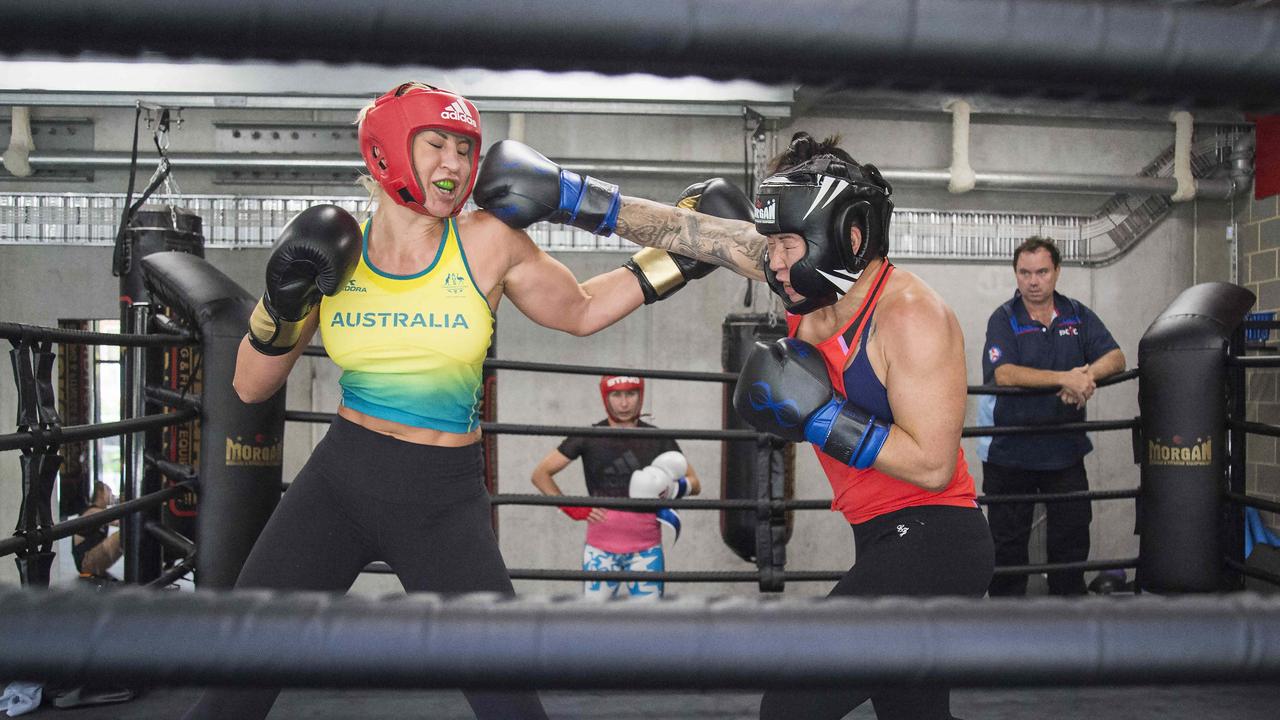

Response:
(358, 83), (482, 216)
(600, 375), (644, 421)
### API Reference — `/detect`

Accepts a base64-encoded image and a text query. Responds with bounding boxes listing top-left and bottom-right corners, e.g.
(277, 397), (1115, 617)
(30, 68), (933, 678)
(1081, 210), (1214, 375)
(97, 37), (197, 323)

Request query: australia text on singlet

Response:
(319, 217), (494, 433)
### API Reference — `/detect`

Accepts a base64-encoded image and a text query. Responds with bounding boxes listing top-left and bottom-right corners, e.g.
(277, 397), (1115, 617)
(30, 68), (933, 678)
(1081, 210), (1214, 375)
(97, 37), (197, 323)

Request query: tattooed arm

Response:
(616, 196), (768, 282)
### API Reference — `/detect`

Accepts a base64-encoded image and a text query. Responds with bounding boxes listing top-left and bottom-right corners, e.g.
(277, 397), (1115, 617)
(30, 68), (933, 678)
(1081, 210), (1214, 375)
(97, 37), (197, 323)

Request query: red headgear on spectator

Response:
(599, 375), (644, 421)
(358, 82), (482, 216)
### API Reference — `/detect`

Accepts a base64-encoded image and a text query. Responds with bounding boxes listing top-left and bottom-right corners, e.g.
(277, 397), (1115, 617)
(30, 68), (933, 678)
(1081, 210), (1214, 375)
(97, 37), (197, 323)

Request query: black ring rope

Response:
(284, 410), (765, 441)
(287, 409), (1135, 443)
(145, 385), (202, 411)
(969, 368), (1139, 396)
(485, 421), (760, 441)
(992, 557), (1139, 577)
(363, 559), (1140, 584)
(145, 521), (196, 559)
(963, 418), (1139, 437)
(498, 487), (1139, 512)
(496, 493), (784, 511)
(1227, 355), (1280, 369)
(300, 344), (1140, 397)
(0, 480), (197, 559)
(976, 487), (1140, 505)
(302, 346), (739, 384)
(146, 559), (196, 589)
(0, 321), (196, 348)
(0, 408), (197, 453)
(1225, 557), (1280, 588)
(1227, 417), (1280, 439)
(146, 453), (198, 484)
(1226, 490), (1280, 515)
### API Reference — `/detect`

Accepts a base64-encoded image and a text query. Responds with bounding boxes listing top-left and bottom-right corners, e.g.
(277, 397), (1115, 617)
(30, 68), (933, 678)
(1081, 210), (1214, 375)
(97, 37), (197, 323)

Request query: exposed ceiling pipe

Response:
(20, 151), (1237, 198)
(1230, 132), (1255, 191)
(945, 99), (975, 194)
(507, 112), (526, 144)
(2, 106), (34, 177)
(1170, 111), (1196, 202)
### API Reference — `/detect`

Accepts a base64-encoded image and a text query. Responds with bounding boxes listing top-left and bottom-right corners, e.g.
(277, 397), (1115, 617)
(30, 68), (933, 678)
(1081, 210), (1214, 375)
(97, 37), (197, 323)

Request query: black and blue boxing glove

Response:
(732, 337), (890, 469)
(473, 139), (621, 235)
(624, 177), (753, 304)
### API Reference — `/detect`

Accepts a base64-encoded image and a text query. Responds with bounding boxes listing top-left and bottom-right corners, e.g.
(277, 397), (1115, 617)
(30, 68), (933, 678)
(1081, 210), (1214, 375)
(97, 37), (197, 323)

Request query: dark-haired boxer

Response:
(181, 82), (719, 720)
(479, 132), (994, 720)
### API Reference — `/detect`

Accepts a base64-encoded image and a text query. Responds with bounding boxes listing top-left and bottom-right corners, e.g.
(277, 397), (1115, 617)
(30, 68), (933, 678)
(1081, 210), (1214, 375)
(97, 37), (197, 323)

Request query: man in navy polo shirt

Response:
(979, 236), (1125, 596)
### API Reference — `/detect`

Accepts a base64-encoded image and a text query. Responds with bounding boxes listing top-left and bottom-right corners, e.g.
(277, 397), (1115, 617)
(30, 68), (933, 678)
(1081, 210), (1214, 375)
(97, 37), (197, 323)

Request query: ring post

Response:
(1137, 282), (1255, 593)
(141, 253), (285, 589)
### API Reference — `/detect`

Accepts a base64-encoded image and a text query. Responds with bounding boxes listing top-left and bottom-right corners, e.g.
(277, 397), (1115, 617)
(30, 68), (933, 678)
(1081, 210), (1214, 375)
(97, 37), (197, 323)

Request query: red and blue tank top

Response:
(787, 262), (977, 524)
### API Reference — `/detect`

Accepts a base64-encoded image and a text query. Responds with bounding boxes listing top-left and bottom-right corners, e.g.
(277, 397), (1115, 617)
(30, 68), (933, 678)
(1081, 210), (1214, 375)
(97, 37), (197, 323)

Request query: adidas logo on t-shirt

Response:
(441, 100), (477, 127)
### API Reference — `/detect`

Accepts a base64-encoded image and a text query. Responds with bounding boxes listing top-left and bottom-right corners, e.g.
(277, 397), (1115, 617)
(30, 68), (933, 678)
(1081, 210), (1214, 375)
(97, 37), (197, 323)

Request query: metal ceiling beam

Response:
(18, 151), (1237, 198)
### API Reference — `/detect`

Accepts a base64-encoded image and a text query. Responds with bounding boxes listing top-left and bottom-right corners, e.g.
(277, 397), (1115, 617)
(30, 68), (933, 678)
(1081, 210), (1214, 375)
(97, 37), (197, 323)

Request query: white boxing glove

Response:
(629, 452), (691, 500)
(629, 466), (672, 499)
(652, 451), (691, 498)
(650, 451), (687, 480)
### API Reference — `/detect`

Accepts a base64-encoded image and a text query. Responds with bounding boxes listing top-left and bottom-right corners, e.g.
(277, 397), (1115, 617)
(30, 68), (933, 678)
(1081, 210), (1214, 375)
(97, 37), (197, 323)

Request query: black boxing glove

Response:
(733, 337), (890, 469)
(473, 139), (621, 235)
(624, 177), (753, 304)
(247, 204), (362, 356)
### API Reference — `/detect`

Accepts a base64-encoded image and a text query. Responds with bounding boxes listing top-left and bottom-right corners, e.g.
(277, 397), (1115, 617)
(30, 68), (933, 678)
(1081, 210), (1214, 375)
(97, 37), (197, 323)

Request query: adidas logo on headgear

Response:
(441, 100), (477, 127)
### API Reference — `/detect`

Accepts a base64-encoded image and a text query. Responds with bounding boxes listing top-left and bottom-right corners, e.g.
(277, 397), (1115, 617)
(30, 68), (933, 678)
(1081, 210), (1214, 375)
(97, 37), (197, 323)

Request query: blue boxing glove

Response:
(732, 337), (890, 469)
(473, 139), (621, 235)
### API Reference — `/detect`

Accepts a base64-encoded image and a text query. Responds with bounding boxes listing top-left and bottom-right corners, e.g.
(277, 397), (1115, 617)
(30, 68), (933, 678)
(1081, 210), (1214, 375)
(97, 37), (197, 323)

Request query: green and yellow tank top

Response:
(319, 217), (494, 433)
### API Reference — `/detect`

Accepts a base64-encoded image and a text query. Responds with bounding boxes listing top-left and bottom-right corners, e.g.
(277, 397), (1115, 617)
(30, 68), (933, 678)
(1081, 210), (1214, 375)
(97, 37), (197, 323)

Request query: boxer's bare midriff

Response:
(338, 405), (481, 447)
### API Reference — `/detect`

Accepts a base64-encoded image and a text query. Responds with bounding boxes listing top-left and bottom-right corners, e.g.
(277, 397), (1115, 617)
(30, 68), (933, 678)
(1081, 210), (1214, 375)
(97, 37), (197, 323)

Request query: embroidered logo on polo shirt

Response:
(988, 346), (1003, 364)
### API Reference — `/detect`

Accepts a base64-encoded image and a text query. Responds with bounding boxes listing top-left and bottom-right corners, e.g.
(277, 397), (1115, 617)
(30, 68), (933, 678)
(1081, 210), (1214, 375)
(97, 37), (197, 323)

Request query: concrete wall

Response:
(0, 102), (1243, 594)
(1238, 189), (1280, 530)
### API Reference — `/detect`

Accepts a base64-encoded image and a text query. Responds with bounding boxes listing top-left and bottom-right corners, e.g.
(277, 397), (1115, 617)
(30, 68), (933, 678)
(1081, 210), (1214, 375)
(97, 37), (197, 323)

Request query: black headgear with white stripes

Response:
(754, 155), (893, 314)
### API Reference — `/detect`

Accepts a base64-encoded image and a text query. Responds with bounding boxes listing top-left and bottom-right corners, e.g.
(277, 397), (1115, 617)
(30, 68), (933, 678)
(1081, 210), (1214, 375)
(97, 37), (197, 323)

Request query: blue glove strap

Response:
(594, 191), (622, 237)
(672, 477), (690, 499)
(803, 397), (846, 448)
(850, 418), (890, 470)
(559, 170), (585, 220)
(657, 507), (681, 542)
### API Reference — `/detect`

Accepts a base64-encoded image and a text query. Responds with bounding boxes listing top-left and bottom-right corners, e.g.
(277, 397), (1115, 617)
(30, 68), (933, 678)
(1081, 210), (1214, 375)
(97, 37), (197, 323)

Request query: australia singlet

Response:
(319, 217), (494, 433)
(787, 262), (977, 524)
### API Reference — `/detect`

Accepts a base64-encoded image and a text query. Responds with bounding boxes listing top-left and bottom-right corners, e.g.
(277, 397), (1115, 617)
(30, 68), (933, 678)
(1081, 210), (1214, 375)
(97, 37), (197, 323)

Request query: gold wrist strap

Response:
(248, 297), (303, 354)
(630, 247), (685, 297)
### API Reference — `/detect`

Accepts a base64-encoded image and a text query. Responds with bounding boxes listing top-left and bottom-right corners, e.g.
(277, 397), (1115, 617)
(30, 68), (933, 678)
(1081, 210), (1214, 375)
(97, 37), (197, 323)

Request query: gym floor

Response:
(24, 684), (1280, 719)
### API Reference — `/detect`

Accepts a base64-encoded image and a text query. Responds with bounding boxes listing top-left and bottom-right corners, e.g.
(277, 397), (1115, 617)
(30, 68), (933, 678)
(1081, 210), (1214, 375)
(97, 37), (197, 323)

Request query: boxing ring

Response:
(3, 227), (1280, 696)
(4, 1), (1280, 714)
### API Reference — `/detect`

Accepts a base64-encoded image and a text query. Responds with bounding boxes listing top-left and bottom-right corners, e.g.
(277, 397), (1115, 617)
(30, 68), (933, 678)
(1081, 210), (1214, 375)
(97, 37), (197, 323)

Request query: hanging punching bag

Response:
(721, 312), (794, 562)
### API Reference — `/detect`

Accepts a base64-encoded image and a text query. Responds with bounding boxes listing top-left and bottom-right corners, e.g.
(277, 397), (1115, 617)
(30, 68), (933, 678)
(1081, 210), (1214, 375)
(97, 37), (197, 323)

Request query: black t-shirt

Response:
(557, 420), (681, 498)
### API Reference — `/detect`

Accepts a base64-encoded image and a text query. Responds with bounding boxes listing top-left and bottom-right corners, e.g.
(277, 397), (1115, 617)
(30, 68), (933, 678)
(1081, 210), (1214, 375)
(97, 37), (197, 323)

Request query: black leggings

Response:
(759, 505), (993, 720)
(984, 460), (1091, 596)
(181, 416), (548, 720)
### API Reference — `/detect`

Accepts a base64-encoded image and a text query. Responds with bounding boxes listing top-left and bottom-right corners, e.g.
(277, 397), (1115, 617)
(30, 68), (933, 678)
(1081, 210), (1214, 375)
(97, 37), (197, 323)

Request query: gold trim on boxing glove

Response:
(675, 195), (700, 211)
(248, 297), (303, 355)
(630, 247), (685, 298)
